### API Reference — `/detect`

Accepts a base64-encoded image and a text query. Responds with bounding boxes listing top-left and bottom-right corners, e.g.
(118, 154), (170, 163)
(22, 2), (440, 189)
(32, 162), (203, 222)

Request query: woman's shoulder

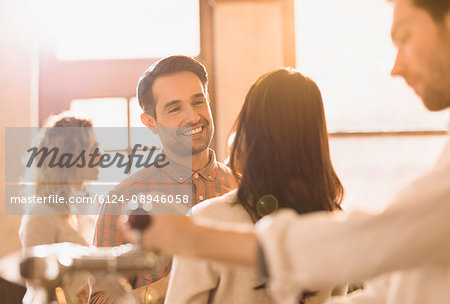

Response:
(20, 214), (63, 229)
(192, 190), (237, 213)
(192, 190), (252, 223)
(19, 214), (61, 247)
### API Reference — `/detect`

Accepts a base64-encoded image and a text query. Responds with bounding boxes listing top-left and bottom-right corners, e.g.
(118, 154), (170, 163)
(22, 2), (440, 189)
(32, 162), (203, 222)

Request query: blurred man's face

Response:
(390, 0), (450, 111)
(146, 71), (214, 157)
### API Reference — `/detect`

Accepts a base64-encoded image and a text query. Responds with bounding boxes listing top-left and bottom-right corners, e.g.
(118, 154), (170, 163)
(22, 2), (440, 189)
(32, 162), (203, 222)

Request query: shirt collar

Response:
(196, 149), (218, 182)
(161, 148), (219, 183)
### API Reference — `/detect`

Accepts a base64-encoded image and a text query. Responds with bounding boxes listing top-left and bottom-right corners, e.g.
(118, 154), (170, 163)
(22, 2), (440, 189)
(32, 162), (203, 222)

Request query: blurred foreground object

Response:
(0, 235), (159, 304)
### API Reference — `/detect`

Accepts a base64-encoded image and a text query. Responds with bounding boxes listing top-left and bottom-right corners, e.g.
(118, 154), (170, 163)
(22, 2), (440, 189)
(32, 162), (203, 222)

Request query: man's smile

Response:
(182, 126), (204, 136)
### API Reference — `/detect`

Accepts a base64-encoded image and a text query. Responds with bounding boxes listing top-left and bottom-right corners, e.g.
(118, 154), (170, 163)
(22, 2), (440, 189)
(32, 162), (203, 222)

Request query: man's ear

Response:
(141, 113), (158, 135)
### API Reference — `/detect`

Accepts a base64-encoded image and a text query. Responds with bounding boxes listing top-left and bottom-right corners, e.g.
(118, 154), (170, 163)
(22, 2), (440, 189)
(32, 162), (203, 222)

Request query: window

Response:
(37, 0), (213, 128)
(55, 0), (200, 60)
(69, 97), (157, 183)
(35, 0), (212, 196)
(30, 0), (200, 61)
(295, 0), (448, 211)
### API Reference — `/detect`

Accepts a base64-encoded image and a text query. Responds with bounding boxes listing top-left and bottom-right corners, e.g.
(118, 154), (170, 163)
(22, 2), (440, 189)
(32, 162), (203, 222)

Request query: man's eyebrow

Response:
(191, 93), (206, 100)
(163, 99), (182, 110)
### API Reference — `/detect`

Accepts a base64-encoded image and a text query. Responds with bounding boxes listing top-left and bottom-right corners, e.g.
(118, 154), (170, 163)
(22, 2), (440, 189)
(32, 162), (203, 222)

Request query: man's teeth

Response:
(183, 127), (202, 136)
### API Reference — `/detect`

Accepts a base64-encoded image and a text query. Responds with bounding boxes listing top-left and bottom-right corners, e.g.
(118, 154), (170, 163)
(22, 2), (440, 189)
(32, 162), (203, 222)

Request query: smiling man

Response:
(90, 56), (237, 303)
(390, 0), (450, 111)
(250, 0), (450, 302)
(254, 0), (450, 302)
(140, 68), (214, 164)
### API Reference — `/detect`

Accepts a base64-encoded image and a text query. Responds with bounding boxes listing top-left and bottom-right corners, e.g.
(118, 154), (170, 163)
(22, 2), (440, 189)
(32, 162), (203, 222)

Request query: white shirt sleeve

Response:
(256, 156), (450, 303)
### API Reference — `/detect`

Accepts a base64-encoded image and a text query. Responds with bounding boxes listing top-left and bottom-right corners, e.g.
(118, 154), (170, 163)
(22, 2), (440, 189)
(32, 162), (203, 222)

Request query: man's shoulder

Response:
(211, 161), (238, 192)
(215, 161), (238, 184)
(216, 161), (234, 176)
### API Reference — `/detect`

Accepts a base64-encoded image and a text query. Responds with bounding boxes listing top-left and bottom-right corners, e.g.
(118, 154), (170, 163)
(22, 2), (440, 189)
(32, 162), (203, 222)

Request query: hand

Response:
(120, 214), (258, 267)
(120, 215), (194, 255)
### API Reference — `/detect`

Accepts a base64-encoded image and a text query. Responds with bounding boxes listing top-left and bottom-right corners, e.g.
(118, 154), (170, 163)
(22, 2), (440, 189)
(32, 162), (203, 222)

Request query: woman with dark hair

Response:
(229, 68), (343, 220)
(164, 68), (344, 304)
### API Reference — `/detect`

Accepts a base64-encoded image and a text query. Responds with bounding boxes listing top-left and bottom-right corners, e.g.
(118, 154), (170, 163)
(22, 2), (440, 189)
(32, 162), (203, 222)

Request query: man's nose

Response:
(391, 52), (403, 77)
(184, 106), (201, 124)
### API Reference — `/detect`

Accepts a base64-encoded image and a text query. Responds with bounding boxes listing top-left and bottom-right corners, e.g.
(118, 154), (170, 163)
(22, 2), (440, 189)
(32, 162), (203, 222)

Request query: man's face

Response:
(391, 0), (450, 111)
(148, 71), (214, 156)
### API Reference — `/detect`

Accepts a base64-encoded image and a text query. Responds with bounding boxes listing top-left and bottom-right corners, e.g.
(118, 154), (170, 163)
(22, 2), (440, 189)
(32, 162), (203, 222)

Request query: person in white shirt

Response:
(121, 0), (450, 303)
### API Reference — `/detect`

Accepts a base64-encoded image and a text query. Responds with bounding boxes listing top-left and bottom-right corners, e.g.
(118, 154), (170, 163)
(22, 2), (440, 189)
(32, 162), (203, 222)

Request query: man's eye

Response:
(168, 107), (181, 113)
(397, 32), (410, 45)
(194, 100), (205, 105)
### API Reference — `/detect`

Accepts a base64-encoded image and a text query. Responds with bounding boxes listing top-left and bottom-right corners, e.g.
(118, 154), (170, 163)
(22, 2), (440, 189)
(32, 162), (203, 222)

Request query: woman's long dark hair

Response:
(229, 69), (343, 222)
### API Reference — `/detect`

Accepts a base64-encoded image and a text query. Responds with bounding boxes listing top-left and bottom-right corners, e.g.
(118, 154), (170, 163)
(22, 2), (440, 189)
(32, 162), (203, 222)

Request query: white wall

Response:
(214, 1), (285, 161)
(0, 0), (38, 257)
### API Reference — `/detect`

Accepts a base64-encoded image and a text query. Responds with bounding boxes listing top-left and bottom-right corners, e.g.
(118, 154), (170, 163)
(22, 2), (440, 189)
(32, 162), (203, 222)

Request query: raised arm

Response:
(122, 161), (450, 301)
(256, 163), (450, 299)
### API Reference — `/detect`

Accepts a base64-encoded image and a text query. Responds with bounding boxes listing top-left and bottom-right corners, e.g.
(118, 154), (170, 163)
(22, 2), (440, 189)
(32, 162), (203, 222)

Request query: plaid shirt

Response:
(90, 149), (237, 303)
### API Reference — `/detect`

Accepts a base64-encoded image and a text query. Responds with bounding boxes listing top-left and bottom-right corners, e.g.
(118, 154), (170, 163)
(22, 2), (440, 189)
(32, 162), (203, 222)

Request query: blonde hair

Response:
(34, 115), (94, 216)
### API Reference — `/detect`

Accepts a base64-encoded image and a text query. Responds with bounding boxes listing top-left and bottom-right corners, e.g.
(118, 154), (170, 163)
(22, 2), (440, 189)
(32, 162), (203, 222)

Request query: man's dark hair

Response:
(413, 0), (449, 21)
(137, 55), (208, 119)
